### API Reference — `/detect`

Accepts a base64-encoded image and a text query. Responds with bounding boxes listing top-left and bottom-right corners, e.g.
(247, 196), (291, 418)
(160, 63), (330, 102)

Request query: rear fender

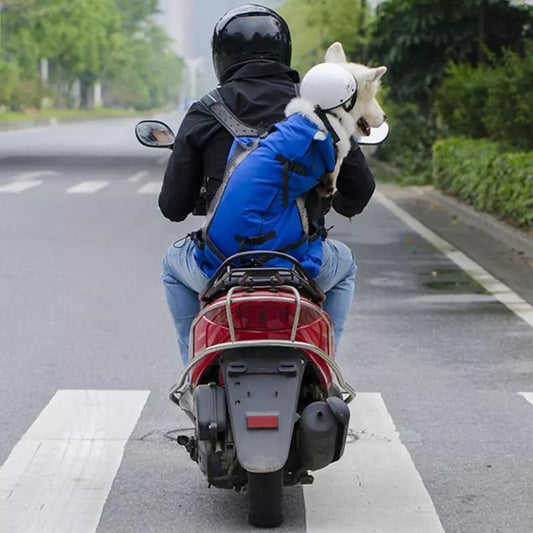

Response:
(222, 347), (305, 474)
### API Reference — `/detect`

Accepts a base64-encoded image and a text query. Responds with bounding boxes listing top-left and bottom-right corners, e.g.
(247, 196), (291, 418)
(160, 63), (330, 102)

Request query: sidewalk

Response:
(0, 109), (175, 132)
(379, 182), (533, 305)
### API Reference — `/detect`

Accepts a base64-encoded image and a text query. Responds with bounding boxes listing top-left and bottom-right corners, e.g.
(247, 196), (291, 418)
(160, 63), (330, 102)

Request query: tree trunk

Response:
(478, 0), (488, 64)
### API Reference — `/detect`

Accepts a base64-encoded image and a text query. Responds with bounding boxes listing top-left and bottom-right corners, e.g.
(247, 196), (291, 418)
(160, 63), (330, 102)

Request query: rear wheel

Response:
(247, 469), (283, 528)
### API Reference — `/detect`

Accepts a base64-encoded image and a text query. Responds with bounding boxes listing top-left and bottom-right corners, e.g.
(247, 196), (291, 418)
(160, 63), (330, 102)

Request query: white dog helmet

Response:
(301, 63), (357, 112)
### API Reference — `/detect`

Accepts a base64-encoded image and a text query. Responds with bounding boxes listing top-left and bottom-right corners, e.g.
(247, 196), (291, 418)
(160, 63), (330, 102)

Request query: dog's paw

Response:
(317, 172), (337, 197)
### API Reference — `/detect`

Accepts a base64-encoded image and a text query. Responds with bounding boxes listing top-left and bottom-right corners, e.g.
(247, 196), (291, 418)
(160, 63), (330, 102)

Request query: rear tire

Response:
(247, 469), (283, 528)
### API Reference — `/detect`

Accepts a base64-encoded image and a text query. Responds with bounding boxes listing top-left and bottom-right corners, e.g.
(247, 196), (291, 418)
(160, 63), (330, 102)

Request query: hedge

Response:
(432, 137), (533, 229)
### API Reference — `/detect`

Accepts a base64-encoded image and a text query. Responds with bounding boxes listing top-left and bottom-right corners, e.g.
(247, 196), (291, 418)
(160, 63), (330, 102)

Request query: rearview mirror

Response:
(354, 122), (390, 145)
(135, 120), (175, 149)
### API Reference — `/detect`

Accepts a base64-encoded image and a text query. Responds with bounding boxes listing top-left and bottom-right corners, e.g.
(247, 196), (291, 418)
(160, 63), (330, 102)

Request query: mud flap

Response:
(222, 348), (305, 474)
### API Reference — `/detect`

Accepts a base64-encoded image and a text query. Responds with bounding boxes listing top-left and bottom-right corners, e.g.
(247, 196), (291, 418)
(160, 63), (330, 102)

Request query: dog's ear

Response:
(371, 66), (387, 82)
(325, 42), (347, 63)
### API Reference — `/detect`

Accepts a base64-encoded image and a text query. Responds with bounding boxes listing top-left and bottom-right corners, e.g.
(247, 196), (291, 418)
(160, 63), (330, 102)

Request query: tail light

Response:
(205, 298), (322, 331)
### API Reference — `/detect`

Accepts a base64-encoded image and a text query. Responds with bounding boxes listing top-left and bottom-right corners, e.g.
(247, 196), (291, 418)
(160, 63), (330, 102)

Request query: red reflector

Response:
(247, 415), (279, 429)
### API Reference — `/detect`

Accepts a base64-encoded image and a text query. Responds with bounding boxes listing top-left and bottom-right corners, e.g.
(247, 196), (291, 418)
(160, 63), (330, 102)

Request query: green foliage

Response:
(434, 41), (533, 150)
(433, 62), (491, 139)
(0, 61), (19, 106)
(33, 0), (121, 82)
(483, 42), (533, 150)
(279, 0), (372, 74)
(432, 137), (533, 229)
(0, 0), (184, 111)
(374, 87), (435, 183)
(107, 22), (184, 110)
(369, 0), (533, 108)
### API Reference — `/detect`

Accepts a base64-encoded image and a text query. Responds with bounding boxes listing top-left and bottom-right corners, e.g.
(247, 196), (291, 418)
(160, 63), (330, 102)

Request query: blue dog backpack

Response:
(193, 89), (337, 279)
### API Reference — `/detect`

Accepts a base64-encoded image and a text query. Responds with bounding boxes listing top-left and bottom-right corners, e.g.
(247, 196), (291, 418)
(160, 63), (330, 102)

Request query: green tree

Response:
(368, 0), (533, 109)
(32, 0), (122, 107)
(0, 0), (183, 111)
(280, 0), (372, 74)
(105, 0), (184, 110)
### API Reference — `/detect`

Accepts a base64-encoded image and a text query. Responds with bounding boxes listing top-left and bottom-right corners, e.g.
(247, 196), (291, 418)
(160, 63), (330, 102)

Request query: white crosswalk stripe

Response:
(0, 390), (149, 533)
(519, 392), (533, 406)
(304, 393), (445, 533)
(66, 180), (110, 194)
(137, 181), (161, 194)
(0, 390), (452, 531)
(0, 180), (43, 193)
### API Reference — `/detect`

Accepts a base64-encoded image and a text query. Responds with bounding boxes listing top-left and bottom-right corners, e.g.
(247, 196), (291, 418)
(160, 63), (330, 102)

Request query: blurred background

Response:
(0, 0), (532, 229)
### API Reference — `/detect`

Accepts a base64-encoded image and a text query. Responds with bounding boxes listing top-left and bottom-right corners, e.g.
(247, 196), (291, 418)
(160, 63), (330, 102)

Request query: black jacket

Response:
(159, 61), (375, 226)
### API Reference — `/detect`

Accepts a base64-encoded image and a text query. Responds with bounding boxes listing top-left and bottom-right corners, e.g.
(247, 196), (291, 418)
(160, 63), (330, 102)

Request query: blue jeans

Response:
(161, 238), (356, 366)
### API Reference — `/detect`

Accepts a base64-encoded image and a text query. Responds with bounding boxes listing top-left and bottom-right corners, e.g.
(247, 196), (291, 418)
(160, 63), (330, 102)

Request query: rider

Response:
(159, 4), (376, 366)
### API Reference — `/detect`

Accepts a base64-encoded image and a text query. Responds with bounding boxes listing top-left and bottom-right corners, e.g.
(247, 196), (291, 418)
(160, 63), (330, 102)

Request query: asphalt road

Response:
(0, 117), (532, 533)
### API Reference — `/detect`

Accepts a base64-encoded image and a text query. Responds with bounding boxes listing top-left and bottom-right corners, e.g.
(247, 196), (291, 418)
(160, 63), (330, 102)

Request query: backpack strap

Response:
(275, 155), (308, 207)
(200, 89), (265, 138)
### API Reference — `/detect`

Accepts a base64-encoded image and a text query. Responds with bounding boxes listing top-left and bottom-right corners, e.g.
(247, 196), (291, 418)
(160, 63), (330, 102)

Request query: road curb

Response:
(379, 183), (533, 260)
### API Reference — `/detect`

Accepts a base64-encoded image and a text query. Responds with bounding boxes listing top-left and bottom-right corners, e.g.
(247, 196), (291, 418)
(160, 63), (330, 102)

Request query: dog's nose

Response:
(383, 114), (387, 121)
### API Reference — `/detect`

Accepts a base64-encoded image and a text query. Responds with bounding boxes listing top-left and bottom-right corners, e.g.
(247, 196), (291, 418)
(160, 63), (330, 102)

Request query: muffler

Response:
(298, 397), (350, 471)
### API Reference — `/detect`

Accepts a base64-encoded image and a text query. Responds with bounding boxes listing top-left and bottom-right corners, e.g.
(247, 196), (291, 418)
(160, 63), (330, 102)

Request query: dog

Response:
(285, 42), (387, 196)
(325, 41), (387, 139)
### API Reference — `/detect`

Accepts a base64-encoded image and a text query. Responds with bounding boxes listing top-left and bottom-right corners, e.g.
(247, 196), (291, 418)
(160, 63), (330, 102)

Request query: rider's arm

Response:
(331, 141), (376, 218)
(159, 103), (213, 222)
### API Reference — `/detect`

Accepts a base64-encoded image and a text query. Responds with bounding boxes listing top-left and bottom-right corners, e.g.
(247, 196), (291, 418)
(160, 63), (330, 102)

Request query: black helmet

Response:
(212, 4), (292, 82)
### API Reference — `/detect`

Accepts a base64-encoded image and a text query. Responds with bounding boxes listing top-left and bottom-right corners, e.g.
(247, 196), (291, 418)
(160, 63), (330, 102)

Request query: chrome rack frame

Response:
(169, 286), (356, 404)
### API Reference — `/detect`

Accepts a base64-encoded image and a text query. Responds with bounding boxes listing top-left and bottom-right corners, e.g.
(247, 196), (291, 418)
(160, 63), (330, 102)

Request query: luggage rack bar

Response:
(169, 285), (355, 404)
(170, 339), (355, 405)
(224, 285), (303, 343)
(190, 285), (333, 356)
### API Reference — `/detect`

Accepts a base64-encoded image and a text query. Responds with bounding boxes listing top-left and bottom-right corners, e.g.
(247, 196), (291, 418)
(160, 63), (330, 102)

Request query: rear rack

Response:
(169, 285), (356, 405)
(200, 250), (326, 304)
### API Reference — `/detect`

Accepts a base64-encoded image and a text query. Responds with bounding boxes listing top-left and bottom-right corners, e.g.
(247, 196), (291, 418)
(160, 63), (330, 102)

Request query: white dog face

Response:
(325, 42), (387, 137)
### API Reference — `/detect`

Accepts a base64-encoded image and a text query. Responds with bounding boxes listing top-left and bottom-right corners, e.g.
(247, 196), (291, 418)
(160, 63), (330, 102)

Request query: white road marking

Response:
(0, 389), (149, 533)
(519, 393), (533, 406)
(0, 180), (43, 193)
(66, 180), (110, 194)
(128, 170), (149, 183)
(137, 181), (161, 194)
(375, 190), (533, 329)
(304, 393), (445, 533)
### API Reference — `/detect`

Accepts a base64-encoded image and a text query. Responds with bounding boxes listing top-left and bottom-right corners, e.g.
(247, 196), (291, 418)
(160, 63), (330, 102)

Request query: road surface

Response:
(0, 117), (532, 532)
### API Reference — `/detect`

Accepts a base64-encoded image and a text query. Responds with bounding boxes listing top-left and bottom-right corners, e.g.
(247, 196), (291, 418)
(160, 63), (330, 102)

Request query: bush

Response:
(483, 42), (533, 151)
(433, 63), (491, 139)
(9, 79), (43, 111)
(0, 62), (20, 107)
(432, 137), (533, 229)
(374, 87), (435, 183)
(434, 40), (533, 151)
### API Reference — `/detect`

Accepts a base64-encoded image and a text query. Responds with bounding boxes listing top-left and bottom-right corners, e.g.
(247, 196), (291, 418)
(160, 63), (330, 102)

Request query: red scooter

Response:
(168, 250), (355, 528)
(135, 119), (389, 528)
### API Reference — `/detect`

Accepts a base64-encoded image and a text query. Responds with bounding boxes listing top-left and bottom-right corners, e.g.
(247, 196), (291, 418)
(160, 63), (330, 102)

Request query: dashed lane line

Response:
(66, 180), (110, 194)
(10, 170), (59, 181)
(128, 170), (149, 183)
(0, 180), (43, 193)
(0, 390), (149, 533)
(304, 393), (445, 533)
(375, 190), (533, 329)
(137, 181), (161, 194)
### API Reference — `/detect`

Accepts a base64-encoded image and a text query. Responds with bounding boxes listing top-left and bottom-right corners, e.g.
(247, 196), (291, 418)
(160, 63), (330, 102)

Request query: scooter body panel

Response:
(222, 347), (305, 473)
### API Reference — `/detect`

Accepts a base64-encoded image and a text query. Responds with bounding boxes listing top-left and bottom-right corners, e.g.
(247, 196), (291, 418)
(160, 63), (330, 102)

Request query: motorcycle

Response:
(135, 119), (389, 528)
